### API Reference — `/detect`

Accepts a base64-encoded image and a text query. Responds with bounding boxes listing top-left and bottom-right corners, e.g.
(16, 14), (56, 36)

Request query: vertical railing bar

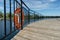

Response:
(16, 2), (17, 9)
(39, 14), (40, 18)
(20, 0), (23, 30)
(28, 10), (29, 23)
(19, 5), (20, 30)
(4, 0), (6, 37)
(39, 14), (40, 19)
(28, 9), (30, 24)
(29, 10), (30, 23)
(13, 0), (15, 31)
(10, 0), (12, 33)
(34, 12), (35, 21)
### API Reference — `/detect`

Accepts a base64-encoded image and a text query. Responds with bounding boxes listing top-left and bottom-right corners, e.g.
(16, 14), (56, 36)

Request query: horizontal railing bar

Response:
(22, 0), (30, 10)
(15, 0), (36, 13)
(15, 0), (21, 5)
(15, 0), (27, 10)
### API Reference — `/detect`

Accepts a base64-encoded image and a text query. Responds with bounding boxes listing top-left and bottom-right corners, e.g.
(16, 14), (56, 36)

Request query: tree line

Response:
(0, 11), (14, 19)
(0, 11), (41, 20)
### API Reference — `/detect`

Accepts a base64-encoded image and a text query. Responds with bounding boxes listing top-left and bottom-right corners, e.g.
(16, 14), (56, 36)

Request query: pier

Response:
(0, 0), (60, 40)
(11, 19), (60, 40)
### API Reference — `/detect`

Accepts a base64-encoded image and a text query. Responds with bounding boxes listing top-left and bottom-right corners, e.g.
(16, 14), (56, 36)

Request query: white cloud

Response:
(23, 0), (50, 11)
(23, 0), (60, 16)
(49, 0), (57, 2)
(23, 0), (58, 11)
(0, 6), (4, 10)
(33, 3), (48, 8)
(0, 0), (3, 2)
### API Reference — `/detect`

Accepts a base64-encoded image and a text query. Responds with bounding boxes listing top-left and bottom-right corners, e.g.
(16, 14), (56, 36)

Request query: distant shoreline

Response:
(0, 18), (14, 21)
(0, 18), (4, 20)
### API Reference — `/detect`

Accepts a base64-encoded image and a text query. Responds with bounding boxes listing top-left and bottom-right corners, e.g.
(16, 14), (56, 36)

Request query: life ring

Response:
(14, 8), (24, 29)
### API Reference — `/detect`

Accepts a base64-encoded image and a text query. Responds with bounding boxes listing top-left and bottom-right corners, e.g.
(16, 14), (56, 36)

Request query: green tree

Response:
(6, 13), (10, 18)
(6, 13), (14, 19)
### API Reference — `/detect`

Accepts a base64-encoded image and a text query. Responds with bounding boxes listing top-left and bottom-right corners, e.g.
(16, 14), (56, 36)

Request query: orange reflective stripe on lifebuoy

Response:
(14, 8), (24, 29)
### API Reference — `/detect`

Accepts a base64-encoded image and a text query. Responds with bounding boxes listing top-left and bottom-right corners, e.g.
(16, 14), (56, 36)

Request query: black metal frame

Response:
(20, 0), (23, 30)
(10, 0), (12, 34)
(13, 0), (15, 31)
(1, 0), (60, 39)
(4, 0), (6, 38)
(28, 9), (30, 24)
(0, 0), (40, 40)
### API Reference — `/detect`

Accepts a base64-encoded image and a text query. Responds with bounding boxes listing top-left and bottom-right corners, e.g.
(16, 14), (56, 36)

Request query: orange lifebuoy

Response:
(14, 8), (24, 29)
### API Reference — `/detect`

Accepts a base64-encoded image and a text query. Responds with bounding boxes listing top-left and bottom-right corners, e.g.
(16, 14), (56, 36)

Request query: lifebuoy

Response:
(14, 8), (24, 29)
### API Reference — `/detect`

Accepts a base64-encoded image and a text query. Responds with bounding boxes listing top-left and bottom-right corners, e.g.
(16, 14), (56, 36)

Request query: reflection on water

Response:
(0, 20), (14, 39)
(0, 20), (5, 39)
(0, 19), (39, 39)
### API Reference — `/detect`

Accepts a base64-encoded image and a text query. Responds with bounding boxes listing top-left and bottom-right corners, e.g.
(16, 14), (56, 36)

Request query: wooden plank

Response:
(11, 18), (60, 40)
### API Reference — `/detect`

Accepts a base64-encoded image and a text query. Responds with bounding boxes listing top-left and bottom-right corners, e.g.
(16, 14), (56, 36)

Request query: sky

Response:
(23, 0), (60, 16)
(0, 0), (14, 13)
(0, 0), (60, 16)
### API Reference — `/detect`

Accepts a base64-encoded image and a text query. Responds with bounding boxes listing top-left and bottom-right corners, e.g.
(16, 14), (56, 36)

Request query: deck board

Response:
(11, 19), (60, 40)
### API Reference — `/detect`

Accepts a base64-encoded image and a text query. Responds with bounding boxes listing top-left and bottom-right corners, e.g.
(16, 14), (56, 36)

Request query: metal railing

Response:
(0, 0), (40, 40)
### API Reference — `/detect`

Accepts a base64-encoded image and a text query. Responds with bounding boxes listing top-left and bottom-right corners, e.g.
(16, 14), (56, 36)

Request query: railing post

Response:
(10, 0), (12, 33)
(16, 2), (17, 8)
(28, 9), (30, 24)
(39, 14), (40, 20)
(4, 0), (6, 37)
(20, 0), (23, 30)
(13, 0), (16, 31)
(34, 12), (35, 21)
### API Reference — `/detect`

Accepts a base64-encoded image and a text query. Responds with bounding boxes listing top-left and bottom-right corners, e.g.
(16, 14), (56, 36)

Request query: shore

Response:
(0, 18), (14, 21)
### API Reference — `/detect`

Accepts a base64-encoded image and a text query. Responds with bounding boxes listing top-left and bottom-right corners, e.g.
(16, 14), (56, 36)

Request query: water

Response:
(0, 19), (39, 39)
(0, 20), (15, 39)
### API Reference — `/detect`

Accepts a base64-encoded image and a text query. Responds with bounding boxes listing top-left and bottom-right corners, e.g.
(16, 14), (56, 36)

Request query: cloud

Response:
(0, 0), (59, 15)
(23, 0), (59, 11)
(0, 0), (3, 2)
(49, 0), (57, 2)
(31, 3), (49, 9)
(0, 6), (4, 10)
(23, 0), (50, 11)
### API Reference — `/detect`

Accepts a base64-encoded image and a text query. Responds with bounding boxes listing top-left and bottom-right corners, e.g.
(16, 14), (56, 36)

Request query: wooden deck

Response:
(11, 19), (60, 40)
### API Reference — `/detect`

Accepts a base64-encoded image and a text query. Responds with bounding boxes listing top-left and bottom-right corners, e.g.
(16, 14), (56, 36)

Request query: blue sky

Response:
(0, 0), (60, 16)
(23, 0), (60, 16)
(0, 0), (14, 13)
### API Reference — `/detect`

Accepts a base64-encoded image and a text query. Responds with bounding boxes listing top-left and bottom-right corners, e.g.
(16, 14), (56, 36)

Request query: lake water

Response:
(0, 19), (38, 39)
(0, 20), (15, 39)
